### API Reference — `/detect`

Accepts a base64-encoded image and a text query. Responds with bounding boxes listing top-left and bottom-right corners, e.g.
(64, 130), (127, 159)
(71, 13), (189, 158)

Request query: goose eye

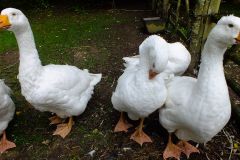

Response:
(228, 24), (234, 28)
(12, 13), (16, 16)
(152, 63), (155, 68)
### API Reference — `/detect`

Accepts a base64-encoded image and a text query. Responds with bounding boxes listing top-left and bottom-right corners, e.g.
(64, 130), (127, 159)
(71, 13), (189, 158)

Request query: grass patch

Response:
(0, 8), (136, 159)
(0, 9), (127, 66)
(0, 31), (17, 53)
(13, 132), (45, 145)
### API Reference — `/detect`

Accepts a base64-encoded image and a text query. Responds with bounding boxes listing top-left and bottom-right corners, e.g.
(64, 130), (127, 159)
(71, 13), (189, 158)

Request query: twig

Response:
(111, 78), (115, 88)
(205, 153), (210, 160)
(222, 129), (234, 160)
(99, 120), (104, 127)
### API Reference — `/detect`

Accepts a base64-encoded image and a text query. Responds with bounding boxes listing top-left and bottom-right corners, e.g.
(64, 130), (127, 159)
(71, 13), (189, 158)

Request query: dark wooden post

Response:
(188, 0), (221, 73)
(152, 0), (221, 74)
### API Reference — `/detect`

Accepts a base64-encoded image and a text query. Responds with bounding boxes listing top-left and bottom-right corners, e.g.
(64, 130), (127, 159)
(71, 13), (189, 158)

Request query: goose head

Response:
(209, 15), (240, 46)
(139, 37), (168, 80)
(147, 49), (167, 80)
(0, 8), (29, 33)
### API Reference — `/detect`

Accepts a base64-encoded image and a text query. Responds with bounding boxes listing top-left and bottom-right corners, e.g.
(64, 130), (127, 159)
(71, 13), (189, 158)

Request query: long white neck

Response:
(139, 47), (167, 73)
(139, 51), (151, 72)
(194, 36), (228, 99)
(14, 24), (42, 74)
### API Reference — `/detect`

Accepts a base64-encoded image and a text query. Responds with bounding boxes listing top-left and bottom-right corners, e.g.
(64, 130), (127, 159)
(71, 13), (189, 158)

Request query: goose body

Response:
(0, 8), (102, 138)
(113, 36), (168, 119)
(112, 66), (167, 120)
(0, 80), (16, 152)
(123, 35), (191, 76)
(0, 80), (15, 134)
(112, 35), (168, 145)
(159, 15), (240, 159)
(20, 64), (100, 118)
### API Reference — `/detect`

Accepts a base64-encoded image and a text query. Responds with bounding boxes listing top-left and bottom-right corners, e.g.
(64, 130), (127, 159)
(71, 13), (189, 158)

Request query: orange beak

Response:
(236, 33), (240, 44)
(149, 69), (158, 80)
(0, 15), (11, 29)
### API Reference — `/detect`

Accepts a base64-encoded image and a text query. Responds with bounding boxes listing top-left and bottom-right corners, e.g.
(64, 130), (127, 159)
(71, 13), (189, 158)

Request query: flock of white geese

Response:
(0, 7), (240, 160)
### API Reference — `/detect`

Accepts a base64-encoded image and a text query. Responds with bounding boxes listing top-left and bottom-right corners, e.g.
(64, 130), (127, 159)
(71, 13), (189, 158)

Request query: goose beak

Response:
(0, 15), (11, 29)
(149, 69), (158, 79)
(235, 33), (240, 44)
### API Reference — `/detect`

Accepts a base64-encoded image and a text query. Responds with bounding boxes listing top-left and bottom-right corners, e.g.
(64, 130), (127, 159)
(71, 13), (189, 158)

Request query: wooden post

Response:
(176, 0), (181, 28)
(189, 0), (221, 73)
(151, 0), (222, 73)
(163, 0), (170, 18)
(153, 0), (170, 19)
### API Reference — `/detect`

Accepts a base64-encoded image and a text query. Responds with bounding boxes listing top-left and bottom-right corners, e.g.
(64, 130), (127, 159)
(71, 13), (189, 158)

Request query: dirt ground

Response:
(1, 3), (240, 160)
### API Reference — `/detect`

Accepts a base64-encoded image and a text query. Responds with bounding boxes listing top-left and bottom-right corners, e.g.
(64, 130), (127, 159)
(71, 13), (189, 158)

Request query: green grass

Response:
(0, 9), (124, 65)
(0, 9), (131, 158)
(0, 31), (17, 53)
(0, 8), (136, 159)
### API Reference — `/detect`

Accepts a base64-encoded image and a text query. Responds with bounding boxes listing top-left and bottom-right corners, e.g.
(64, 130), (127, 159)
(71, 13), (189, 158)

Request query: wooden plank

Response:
(189, 0), (221, 72)
(163, 0), (170, 18)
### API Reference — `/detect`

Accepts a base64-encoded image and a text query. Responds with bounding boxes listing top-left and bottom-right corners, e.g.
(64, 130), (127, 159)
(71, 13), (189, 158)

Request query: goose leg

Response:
(53, 117), (74, 138)
(177, 140), (200, 158)
(49, 115), (62, 125)
(163, 134), (182, 160)
(0, 131), (16, 153)
(130, 118), (152, 146)
(114, 112), (133, 132)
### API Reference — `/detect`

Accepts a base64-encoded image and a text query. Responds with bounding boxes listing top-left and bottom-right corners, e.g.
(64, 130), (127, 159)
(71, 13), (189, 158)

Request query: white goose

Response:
(0, 80), (15, 153)
(123, 35), (191, 76)
(0, 8), (102, 138)
(112, 36), (168, 145)
(159, 15), (240, 160)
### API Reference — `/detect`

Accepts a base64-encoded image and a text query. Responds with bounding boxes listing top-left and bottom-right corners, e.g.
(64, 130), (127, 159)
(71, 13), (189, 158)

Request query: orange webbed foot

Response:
(0, 131), (16, 153)
(49, 115), (62, 125)
(177, 141), (200, 158)
(53, 117), (74, 138)
(114, 112), (133, 132)
(130, 118), (152, 146)
(163, 134), (182, 160)
(130, 128), (152, 146)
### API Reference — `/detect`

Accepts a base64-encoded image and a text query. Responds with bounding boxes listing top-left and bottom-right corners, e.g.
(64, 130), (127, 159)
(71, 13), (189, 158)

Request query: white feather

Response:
(112, 35), (168, 120)
(123, 35), (191, 77)
(2, 8), (102, 118)
(0, 80), (15, 135)
(159, 15), (240, 143)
